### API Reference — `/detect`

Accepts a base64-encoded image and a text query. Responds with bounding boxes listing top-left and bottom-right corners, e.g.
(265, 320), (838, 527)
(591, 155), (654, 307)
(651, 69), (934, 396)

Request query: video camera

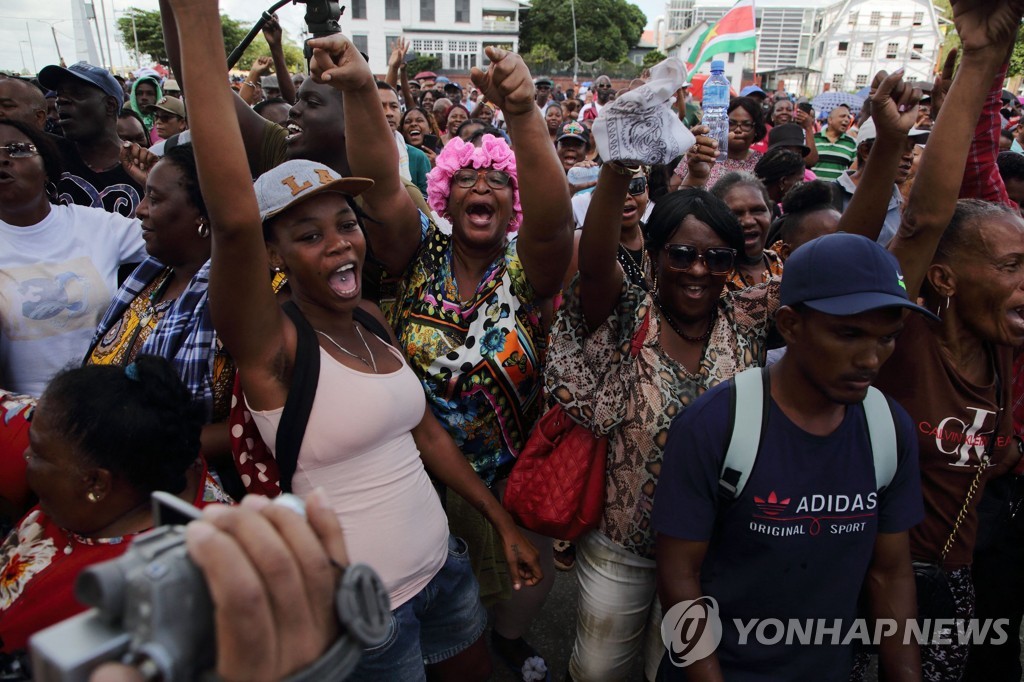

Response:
(29, 493), (390, 682)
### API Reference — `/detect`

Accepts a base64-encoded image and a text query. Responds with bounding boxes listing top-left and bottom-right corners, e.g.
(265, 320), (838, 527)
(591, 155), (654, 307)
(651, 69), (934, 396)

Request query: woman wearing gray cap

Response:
(172, 0), (543, 676)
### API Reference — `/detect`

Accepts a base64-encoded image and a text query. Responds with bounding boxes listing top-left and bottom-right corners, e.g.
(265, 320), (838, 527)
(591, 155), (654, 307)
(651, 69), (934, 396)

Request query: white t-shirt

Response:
(0, 204), (147, 396)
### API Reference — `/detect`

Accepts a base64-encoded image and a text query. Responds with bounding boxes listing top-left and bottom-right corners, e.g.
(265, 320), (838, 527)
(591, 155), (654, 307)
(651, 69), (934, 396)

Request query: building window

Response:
(870, 11), (880, 25)
(420, 0), (434, 22)
(351, 0), (366, 19)
(385, 0), (400, 21)
(832, 74), (843, 91)
(886, 42), (899, 59)
(911, 43), (924, 60)
(455, 0), (470, 23)
(352, 34), (368, 55)
(891, 11), (902, 25)
(855, 74), (868, 88)
(861, 42), (874, 58)
(837, 41), (848, 55)
(913, 11), (923, 26)
(848, 11), (857, 26)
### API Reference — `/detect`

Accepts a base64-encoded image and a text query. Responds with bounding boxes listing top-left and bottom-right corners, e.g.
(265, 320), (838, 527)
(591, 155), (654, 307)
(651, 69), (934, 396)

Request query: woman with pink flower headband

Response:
(373, 47), (574, 680)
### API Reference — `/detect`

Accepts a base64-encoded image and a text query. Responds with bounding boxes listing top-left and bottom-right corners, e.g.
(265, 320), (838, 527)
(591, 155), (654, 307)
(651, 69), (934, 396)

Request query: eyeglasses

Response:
(597, 83), (613, 89)
(154, 113), (181, 123)
(728, 119), (755, 131)
(663, 244), (736, 275)
(628, 176), (648, 196)
(0, 142), (38, 159)
(453, 168), (512, 189)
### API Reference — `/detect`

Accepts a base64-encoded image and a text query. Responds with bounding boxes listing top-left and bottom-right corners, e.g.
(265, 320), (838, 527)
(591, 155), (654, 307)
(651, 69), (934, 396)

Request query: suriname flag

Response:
(686, 0), (757, 73)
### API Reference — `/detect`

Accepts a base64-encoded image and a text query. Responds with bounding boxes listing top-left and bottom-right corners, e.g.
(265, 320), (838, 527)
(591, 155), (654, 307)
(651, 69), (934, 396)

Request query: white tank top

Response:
(249, 344), (449, 608)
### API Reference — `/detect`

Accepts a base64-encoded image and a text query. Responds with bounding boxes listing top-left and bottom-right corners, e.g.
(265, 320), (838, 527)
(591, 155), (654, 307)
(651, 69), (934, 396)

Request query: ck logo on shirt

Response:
(748, 489), (877, 538)
(919, 407), (1009, 467)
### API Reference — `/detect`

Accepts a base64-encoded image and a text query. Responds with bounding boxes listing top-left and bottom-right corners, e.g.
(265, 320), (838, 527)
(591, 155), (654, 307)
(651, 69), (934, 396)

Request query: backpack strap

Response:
(353, 307), (394, 347)
(276, 301), (321, 493)
(719, 367), (771, 500)
(863, 387), (898, 492)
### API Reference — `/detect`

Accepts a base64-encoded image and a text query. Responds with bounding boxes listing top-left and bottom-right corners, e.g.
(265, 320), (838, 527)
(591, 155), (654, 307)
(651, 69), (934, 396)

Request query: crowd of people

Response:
(2, 0), (1024, 681)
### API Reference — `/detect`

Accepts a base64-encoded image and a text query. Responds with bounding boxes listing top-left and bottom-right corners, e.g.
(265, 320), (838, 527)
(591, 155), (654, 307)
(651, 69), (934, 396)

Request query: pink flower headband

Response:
(426, 134), (522, 233)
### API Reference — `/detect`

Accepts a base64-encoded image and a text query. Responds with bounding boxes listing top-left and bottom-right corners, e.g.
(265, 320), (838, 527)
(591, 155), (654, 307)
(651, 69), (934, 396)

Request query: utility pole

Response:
(25, 23), (38, 74)
(570, 0), (579, 85)
(98, 0), (115, 70)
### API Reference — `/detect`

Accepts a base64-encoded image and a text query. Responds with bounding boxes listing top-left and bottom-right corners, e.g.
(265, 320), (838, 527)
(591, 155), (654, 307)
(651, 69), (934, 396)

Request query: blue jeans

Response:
(348, 535), (488, 681)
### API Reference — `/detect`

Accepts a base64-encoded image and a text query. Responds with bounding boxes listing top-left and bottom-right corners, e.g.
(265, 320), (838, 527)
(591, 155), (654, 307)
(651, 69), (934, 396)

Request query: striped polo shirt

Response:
(811, 130), (858, 180)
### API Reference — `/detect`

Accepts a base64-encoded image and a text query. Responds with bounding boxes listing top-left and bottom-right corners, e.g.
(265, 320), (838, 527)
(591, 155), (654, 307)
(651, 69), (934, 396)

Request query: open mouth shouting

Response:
(328, 262), (360, 298)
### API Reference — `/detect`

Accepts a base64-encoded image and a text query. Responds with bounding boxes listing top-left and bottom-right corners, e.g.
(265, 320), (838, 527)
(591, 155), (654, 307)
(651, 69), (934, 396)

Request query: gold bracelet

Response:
(606, 160), (642, 177)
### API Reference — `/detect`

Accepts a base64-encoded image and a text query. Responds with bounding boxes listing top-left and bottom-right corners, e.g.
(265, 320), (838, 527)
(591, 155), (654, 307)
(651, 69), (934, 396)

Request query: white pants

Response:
(569, 530), (664, 681)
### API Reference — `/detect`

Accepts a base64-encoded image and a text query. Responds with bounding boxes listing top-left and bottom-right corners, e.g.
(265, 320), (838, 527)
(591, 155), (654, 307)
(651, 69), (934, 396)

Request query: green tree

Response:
(521, 44), (564, 76)
(116, 7), (304, 72)
(642, 50), (667, 70)
(520, 0), (647, 63)
(406, 54), (442, 77)
(1010, 27), (1024, 77)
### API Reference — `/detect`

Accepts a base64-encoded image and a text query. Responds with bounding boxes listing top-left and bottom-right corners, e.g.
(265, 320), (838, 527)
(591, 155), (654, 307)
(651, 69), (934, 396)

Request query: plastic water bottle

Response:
(567, 165), (601, 194)
(702, 60), (731, 162)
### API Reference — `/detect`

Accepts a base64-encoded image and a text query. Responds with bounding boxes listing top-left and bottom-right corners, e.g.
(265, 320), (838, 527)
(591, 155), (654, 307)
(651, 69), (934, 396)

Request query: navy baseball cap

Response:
(780, 233), (939, 321)
(39, 61), (125, 109)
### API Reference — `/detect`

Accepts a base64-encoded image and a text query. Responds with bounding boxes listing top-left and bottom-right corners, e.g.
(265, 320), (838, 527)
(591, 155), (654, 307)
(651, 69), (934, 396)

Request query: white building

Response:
(806, 0), (943, 94)
(661, 0), (943, 96)
(345, 0), (528, 76)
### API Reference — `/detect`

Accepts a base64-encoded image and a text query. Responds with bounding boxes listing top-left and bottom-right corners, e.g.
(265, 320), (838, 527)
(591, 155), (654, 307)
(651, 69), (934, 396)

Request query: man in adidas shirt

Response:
(653, 233), (930, 681)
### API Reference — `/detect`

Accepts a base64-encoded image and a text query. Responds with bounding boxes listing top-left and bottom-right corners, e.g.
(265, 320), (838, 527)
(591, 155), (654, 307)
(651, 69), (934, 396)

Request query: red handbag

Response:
(503, 311), (650, 540)
(502, 404), (608, 540)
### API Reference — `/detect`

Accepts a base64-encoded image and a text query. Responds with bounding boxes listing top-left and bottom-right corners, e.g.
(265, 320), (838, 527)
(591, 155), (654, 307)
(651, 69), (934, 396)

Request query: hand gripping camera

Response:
(29, 493), (390, 682)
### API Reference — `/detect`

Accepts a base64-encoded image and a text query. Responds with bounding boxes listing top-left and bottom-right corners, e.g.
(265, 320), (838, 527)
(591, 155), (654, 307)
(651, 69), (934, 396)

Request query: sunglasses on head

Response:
(453, 168), (512, 189)
(0, 142), (38, 159)
(663, 244), (736, 275)
(627, 176), (647, 196)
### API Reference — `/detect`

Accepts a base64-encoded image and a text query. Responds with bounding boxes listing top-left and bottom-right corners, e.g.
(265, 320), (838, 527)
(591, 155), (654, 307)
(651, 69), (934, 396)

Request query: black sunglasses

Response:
(663, 245), (736, 275)
(628, 176), (647, 196)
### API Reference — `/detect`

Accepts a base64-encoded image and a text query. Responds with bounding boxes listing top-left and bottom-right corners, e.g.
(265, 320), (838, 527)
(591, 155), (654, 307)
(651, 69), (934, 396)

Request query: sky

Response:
(0, 0), (667, 75)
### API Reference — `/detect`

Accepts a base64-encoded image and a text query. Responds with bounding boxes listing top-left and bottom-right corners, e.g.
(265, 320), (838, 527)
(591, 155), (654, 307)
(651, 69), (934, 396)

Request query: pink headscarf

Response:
(426, 134), (522, 233)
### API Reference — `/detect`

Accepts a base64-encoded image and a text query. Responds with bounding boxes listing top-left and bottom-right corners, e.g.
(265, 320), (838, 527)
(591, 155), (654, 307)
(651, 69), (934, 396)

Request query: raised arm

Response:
(837, 70), (921, 241)
(240, 57), (273, 106)
(577, 164), (631, 331)
(306, 33), (422, 277)
(959, 60), (1013, 205)
(795, 107), (819, 167)
(167, 0), (287, 393)
(892, 0), (1024, 302)
(385, 39), (416, 111)
(263, 15), (297, 105)
(160, 0), (284, 175)
(472, 47), (573, 298)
